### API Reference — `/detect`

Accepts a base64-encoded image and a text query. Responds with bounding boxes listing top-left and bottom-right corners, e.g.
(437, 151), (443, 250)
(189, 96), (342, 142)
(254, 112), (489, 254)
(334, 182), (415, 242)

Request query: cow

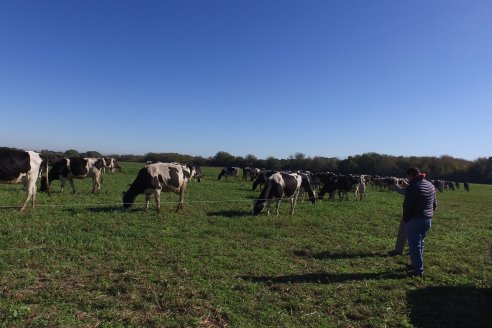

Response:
(191, 164), (203, 183)
(243, 167), (261, 181)
(0, 147), (49, 210)
(252, 170), (277, 191)
(218, 167), (240, 181)
(353, 175), (367, 201)
(464, 182), (470, 192)
(253, 172), (316, 216)
(41, 157), (104, 194)
(318, 174), (360, 201)
(122, 162), (189, 213)
(102, 157), (121, 174)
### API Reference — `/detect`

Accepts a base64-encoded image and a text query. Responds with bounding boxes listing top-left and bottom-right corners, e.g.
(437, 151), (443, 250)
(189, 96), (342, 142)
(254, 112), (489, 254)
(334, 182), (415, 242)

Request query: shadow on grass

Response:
(61, 206), (146, 214)
(407, 286), (492, 328)
(86, 206), (121, 213)
(294, 250), (389, 260)
(240, 271), (405, 284)
(207, 210), (251, 218)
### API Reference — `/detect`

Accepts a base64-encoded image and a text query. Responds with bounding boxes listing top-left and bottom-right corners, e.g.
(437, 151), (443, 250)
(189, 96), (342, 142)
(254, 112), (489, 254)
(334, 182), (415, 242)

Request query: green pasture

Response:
(0, 163), (491, 327)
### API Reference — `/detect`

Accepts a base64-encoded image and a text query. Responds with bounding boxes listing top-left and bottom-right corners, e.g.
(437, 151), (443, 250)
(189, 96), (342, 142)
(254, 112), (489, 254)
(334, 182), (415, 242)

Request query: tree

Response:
(83, 150), (102, 158)
(64, 149), (80, 157)
(211, 151), (235, 167)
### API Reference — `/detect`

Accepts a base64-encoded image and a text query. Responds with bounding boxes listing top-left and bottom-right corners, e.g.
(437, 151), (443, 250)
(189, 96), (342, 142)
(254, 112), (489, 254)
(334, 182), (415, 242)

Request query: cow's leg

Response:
(60, 179), (65, 193)
(154, 189), (161, 213)
(19, 193), (32, 211)
(69, 178), (76, 194)
(265, 200), (272, 215)
(290, 193), (299, 215)
(92, 173), (101, 194)
(20, 174), (38, 211)
(145, 194), (151, 213)
(275, 199), (281, 216)
(176, 187), (185, 212)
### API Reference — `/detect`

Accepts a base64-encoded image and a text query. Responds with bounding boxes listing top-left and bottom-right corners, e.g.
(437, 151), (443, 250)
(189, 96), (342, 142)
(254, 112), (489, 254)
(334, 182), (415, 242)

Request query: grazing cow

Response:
(41, 157), (104, 194)
(318, 174), (360, 200)
(122, 162), (189, 213)
(218, 167), (240, 181)
(464, 182), (470, 192)
(102, 158), (121, 174)
(0, 147), (49, 210)
(253, 172), (316, 216)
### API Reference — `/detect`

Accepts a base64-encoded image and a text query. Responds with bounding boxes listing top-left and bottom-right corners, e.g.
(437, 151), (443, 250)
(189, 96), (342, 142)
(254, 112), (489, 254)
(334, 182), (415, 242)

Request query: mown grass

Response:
(0, 163), (491, 327)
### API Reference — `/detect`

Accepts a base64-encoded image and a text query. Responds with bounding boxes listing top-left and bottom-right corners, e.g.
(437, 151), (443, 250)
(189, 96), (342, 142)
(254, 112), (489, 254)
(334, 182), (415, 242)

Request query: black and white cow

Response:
(122, 162), (190, 213)
(253, 172), (316, 216)
(41, 157), (105, 194)
(243, 167), (261, 181)
(102, 157), (121, 174)
(464, 182), (470, 192)
(191, 164), (203, 183)
(0, 147), (49, 210)
(218, 167), (240, 181)
(317, 174), (360, 201)
(252, 170), (277, 191)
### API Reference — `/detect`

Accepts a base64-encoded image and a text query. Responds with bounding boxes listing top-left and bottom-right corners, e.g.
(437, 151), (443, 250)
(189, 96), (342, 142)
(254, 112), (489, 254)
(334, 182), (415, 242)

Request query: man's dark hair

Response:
(406, 167), (420, 177)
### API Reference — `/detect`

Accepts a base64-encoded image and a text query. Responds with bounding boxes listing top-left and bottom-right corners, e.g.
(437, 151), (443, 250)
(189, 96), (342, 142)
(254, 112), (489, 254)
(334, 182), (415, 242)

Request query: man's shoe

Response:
(408, 271), (424, 278)
(388, 250), (403, 256)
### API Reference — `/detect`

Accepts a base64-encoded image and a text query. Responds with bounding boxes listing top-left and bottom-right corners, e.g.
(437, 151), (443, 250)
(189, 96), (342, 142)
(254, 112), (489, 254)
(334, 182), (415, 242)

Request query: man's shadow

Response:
(294, 250), (389, 260)
(407, 286), (492, 328)
(240, 271), (405, 284)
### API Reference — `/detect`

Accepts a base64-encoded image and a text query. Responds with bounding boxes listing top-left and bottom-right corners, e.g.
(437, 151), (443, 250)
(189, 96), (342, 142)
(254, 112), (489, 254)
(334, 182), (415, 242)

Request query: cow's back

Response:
(69, 158), (89, 176)
(0, 148), (30, 181)
(147, 163), (186, 189)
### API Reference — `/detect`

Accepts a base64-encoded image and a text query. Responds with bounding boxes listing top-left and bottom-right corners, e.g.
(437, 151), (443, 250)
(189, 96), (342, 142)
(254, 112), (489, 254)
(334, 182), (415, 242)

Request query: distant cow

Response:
(122, 162), (190, 213)
(253, 172), (316, 216)
(0, 147), (49, 210)
(318, 174), (360, 201)
(464, 182), (470, 192)
(191, 164), (203, 183)
(353, 176), (367, 201)
(218, 167), (240, 181)
(41, 157), (104, 194)
(102, 158), (121, 174)
(243, 167), (261, 181)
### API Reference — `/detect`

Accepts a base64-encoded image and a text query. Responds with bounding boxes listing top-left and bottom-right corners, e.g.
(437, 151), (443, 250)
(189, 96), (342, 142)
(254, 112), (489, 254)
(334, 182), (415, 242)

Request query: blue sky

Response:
(1, 1), (491, 160)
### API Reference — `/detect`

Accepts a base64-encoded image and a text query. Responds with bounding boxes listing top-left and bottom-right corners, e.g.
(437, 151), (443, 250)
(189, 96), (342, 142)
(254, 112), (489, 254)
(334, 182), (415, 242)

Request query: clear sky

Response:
(1, 1), (491, 160)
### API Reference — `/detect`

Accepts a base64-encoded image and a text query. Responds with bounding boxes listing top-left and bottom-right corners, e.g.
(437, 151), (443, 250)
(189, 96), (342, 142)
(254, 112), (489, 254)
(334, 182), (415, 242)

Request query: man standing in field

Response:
(402, 167), (437, 277)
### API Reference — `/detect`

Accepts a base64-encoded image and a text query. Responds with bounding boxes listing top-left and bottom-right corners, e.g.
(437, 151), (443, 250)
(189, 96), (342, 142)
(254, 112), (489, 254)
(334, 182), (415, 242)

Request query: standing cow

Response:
(41, 157), (104, 194)
(0, 147), (49, 210)
(218, 167), (240, 181)
(253, 172), (316, 216)
(123, 162), (190, 213)
(102, 157), (121, 174)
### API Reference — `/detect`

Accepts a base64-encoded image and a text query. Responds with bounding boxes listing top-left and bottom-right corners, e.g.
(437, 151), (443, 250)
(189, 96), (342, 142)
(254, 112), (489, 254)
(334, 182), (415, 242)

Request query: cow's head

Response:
(252, 199), (266, 216)
(122, 191), (134, 211)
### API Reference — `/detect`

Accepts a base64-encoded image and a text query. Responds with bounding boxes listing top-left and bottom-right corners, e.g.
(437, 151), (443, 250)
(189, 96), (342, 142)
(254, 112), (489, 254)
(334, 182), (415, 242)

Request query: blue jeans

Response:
(406, 217), (432, 275)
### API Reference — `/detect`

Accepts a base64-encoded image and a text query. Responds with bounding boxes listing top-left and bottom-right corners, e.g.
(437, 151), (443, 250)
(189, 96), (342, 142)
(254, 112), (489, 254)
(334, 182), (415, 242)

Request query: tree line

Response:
(38, 149), (492, 184)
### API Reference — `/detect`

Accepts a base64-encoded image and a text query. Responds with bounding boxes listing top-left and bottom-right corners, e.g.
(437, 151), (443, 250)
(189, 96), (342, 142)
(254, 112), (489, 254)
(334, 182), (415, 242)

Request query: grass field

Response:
(1, 162), (491, 327)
